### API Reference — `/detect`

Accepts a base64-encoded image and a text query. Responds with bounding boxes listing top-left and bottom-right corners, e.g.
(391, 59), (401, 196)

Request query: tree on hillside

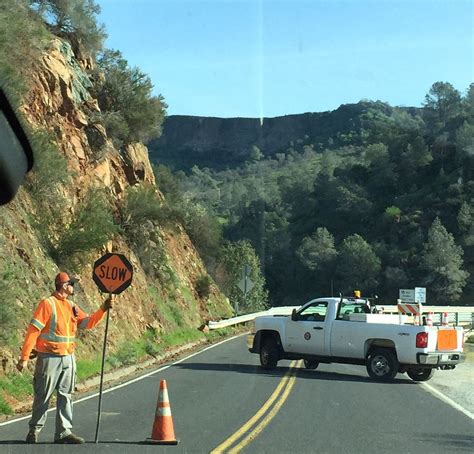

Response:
(92, 49), (167, 144)
(421, 217), (469, 303)
(457, 202), (474, 247)
(465, 83), (474, 118)
(30, 0), (106, 56)
(248, 145), (263, 162)
(216, 240), (268, 313)
(423, 81), (463, 133)
(405, 136), (433, 168)
(365, 143), (398, 197)
(455, 122), (474, 158)
(297, 227), (337, 271)
(336, 234), (381, 294)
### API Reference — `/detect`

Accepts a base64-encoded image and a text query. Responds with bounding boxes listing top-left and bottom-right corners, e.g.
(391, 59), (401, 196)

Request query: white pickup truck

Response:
(247, 297), (466, 381)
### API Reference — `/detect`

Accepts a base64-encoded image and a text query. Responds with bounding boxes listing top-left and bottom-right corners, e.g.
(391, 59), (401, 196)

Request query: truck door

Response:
(285, 301), (328, 355)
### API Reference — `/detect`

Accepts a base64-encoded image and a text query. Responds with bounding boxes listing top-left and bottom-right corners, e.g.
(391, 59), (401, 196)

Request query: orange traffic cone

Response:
(144, 379), (178, 445)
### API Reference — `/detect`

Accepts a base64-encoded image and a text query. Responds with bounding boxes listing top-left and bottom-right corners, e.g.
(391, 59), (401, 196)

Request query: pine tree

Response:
(421, 218), (469, 302)
(297, 227), (337, 271)
(336, 234), (381, 294)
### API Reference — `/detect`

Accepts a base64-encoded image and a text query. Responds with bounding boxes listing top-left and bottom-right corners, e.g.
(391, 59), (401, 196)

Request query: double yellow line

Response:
(211, 360), (301, 453)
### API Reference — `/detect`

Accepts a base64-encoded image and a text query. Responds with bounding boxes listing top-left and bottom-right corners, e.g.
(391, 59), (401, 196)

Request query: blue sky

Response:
(98, 0), (473, 118)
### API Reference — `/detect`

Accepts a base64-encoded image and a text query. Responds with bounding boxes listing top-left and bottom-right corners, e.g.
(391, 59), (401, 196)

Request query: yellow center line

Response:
(229, 364), (299, 453)
(210, 360), (300, 454)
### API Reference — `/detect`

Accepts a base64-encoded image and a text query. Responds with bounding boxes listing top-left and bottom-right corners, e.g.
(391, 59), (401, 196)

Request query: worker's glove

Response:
(16, 358), (28, 373)
(101, 295), (115, 311)
(29, 349), (37, 360)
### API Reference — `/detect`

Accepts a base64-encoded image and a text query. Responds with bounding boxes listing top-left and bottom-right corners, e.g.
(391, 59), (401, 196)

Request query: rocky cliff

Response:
(149, 103), (420, 171)
(0, 37), (232, 403)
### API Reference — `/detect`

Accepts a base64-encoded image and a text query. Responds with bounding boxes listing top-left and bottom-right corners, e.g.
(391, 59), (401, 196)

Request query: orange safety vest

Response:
(22, 294), (105, 358)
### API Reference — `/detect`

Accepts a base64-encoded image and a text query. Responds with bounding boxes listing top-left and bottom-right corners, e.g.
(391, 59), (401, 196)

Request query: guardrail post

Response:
(455, 312), (459, 326)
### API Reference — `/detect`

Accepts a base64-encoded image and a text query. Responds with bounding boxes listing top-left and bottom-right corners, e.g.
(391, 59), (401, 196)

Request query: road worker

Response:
(16, 272), (114, 444)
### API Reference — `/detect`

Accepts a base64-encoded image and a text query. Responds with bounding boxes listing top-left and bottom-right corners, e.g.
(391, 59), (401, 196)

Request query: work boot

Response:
(54, 432), (85, 444)
(25, 430), (38, 444)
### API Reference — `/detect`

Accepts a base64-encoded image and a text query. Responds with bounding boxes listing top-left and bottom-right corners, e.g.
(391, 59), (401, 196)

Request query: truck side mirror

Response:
(0, 89), (34, 205)
(291, 308), (297, 321)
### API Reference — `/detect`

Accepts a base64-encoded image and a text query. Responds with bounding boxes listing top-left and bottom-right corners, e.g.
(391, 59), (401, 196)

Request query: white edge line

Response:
(0, 334), (244, 427)
(420, 382), (474, 420)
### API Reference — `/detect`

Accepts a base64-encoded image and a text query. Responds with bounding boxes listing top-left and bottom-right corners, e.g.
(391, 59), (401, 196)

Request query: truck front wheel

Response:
(406, 368), (435, 382)
(366, 348), (399, 381)
(260, 339), (279, 370)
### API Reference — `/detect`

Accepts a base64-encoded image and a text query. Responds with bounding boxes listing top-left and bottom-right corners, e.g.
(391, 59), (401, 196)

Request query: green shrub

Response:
(122, 185), (184, 231)
(55, 188), (119, 268)
(76, 358), (103, 381)
(0, 396), (12, 415)
(384, 205), (402, 220)
(195, 274), (212, 298)
(122, 185), (163, 227)
(142, 329), (160, 357)
(0, 302), (17, 346)
(0, 373), (32, 400)
(30, 0), (106, 58)
(0, 264), (27, 346)
(26, 129), (70, 203)
(182, 204), (223, 269)
(159, 328), (203, 349)
(109, 340), (142, 366)
(0, 0), (49, 95)
(92, 49), (166, 143)
(219, 240), (269, 313)
(92, 111), (129, 148)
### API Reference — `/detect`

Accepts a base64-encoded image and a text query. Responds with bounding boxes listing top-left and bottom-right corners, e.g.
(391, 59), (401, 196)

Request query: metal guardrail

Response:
(208, 305), (474, 330)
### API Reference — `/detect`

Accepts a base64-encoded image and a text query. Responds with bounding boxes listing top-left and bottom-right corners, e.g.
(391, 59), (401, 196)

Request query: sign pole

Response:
(94, 292), (111, 444)
(92, 252), (133, 444)
(243, 273), (247, 315)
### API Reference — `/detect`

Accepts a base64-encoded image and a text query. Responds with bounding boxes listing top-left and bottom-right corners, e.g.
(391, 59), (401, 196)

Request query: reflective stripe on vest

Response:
(79, 317), (90, 329)
(38, 297), (76, 343)
(30, 318), (45, 330)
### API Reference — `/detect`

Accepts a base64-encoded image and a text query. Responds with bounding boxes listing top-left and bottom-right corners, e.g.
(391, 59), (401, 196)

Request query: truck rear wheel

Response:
(366, 348), (398, 381)
(303, 359), (319, 370)
(260, 339), (279, 370)
(406, 368), (435, 382)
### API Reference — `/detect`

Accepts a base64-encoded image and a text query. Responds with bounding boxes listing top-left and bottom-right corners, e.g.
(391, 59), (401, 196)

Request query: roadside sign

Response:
(399, 289), (415, 302)
(415, 287), (426, 303)
(93, 253), (133, 294)
(92, 252), (133, 444)
(238, 277), (254, 294)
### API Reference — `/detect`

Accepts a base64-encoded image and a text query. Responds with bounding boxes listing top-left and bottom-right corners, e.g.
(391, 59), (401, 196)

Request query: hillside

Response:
(0, 3), (233, 415)
(150, 86), (474, 307)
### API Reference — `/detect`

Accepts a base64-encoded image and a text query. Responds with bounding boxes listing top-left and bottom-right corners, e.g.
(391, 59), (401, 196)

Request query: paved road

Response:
(0, 335), (472, 453)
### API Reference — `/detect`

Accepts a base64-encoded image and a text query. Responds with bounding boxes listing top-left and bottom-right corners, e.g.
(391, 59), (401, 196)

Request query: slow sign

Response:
(93, 253), (133, 294)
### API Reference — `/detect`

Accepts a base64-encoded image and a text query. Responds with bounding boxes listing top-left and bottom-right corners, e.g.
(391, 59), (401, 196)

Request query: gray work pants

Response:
(29, 353), (76, 438)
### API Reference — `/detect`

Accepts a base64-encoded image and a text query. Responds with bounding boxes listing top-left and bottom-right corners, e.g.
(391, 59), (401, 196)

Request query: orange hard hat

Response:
(55, 272), (76, 286)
